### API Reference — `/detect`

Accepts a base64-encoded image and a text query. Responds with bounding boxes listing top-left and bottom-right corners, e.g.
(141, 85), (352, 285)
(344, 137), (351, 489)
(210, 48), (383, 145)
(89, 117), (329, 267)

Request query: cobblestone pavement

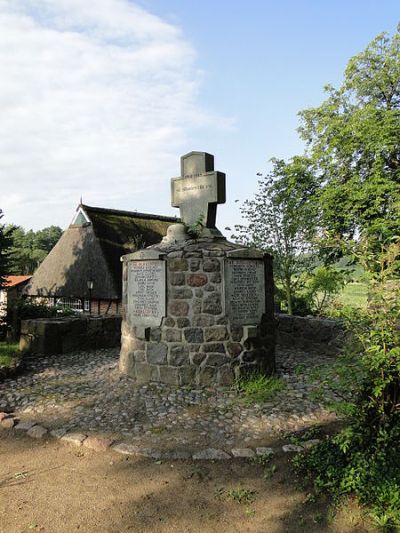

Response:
(0, 347), (339, 451)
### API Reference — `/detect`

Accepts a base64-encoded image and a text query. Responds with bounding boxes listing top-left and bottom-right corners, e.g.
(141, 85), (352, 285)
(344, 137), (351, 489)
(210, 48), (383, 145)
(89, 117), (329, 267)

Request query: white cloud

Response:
(0, 0), (232, 228)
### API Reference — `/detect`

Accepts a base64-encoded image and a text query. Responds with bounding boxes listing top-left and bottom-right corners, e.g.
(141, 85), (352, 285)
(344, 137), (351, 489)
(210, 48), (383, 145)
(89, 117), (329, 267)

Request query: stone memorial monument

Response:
(120, 152), (275, 386)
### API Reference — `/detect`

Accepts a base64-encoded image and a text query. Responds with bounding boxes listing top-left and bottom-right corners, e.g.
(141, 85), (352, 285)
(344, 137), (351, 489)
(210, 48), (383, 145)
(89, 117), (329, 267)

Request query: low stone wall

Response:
(276, 313), (347, 356)
(19, 315), (121, 356)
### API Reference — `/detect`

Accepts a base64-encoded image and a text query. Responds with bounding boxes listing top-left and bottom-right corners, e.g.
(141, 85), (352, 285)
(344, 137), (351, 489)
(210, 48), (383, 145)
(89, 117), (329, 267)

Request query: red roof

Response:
(3, 275), (32, 288)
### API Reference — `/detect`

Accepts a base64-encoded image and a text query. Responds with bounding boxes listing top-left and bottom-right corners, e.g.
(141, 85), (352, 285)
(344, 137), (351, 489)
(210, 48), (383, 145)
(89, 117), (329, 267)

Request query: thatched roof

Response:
(24, 205), (176, 300)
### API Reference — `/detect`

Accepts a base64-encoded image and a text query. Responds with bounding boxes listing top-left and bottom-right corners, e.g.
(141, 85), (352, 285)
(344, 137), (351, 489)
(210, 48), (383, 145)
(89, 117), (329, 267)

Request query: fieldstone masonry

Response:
(120, 241), (275, 386)
(119, 151), (275, 386)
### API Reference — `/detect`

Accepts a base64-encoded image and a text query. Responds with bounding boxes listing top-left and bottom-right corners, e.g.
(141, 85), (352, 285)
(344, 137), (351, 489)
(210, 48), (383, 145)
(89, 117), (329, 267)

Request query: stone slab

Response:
(0, 417), (15, 429)
(61, 432), (87, 446)
(112, 443), (141, 455)
(282, 444), (304, 453)
(83, 436), (114, 452)
(231, 448), (255, 458)
(127, 260), (166, 327)
(15, 421), (37, 431)
(27, 425), (48, 439)
(256, 447), (274, 456)
(225, 258), (265, 325)
(50, 428), (67, 439)
(192, 448), (231, 460)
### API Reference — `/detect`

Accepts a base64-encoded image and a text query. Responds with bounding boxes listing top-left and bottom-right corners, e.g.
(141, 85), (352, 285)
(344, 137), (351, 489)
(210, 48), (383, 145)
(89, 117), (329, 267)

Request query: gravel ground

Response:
(0, 347), (339, 450)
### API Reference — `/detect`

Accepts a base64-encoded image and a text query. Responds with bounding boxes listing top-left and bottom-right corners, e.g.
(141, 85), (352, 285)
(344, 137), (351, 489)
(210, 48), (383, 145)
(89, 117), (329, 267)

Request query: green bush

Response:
(294, 243), (400, 528)
(14, 299), (78, 320)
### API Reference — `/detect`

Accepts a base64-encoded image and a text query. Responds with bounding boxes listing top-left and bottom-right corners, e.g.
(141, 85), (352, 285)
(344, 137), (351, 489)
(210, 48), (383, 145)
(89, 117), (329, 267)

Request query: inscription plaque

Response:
(225, 259), (265, 325)
(127, 260), (166, 326)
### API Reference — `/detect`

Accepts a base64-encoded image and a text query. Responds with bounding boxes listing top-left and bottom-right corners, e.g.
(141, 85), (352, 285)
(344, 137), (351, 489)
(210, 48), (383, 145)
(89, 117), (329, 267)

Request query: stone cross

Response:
(171, 151), (226, 228)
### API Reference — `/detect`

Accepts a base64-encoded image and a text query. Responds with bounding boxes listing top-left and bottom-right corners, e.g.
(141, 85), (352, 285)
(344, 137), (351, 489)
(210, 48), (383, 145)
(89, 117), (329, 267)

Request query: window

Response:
(56, 297), (83, 312)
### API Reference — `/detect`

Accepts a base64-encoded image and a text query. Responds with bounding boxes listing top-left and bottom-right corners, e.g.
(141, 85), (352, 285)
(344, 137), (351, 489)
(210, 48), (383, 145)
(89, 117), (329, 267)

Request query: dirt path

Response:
(0, 431), (372, 533)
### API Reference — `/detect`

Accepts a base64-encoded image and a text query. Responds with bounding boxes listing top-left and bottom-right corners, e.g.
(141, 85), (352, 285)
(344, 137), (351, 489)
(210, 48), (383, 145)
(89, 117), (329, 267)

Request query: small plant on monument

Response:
(185, 213), (205, 239)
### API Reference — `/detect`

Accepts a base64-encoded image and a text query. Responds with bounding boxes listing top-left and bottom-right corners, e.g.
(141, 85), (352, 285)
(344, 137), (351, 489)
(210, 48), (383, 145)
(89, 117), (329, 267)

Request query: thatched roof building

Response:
(24, 204), (176, 306)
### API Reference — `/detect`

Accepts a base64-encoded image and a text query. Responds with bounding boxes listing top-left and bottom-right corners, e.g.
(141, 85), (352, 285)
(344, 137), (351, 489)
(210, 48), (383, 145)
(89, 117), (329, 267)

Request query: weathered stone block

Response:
(202, 293), (222, 315)
(210, 272), (221, 283)
(169, 300), (189, 317)
(163, 317), (175, 327)
(135, 362), (159, 383)
(198, 366), (216, 386)
(204, 326), (228, 342)
(218, 365), (234, 386)
(231, 326), (243, 342)
(146, 343), (167, 365)
(190, 352), (207, 365)
(179, 365), (196, 385)
(170, 287), (193, 299)
(204, 284), (216, 292)
(195, 289), (204, 297)
(189, 258), (200, 271)
(188, 343), (201, 352)
(203, 259), (220, 272)
(133, 350), (145, 362)
(176, 317), (190, 328)
(193, 315), (215, 327)
(168, 258), (188, 271)
(184, 328), (204, 343)
(159, 366), (179, 385)
(205, 353), (230, 366)
(227, 342), (243, 357)
(83, 436), (114, 452)
(150, 327), (161, 342)
(163, 328), (182, 342)
(192, 299), (202, 314)
(187, 273), (208, 287)
(170, 272), (185, 286)
(168, 344), (189, 366)
(203, 342), (225, 353)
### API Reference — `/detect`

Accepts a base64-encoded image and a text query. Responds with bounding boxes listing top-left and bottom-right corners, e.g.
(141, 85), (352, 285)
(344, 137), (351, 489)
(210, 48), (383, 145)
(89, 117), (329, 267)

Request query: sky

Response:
(0, 0), (399, 234)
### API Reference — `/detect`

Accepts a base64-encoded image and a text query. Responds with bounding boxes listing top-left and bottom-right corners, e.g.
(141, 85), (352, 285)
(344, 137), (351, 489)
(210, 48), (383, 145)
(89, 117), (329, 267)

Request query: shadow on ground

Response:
(0, 426), (372, 533)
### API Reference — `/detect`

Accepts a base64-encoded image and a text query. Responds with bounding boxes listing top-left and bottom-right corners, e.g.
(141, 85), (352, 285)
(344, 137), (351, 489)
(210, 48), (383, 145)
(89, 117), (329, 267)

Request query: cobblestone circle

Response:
(0, 347), (339, 453)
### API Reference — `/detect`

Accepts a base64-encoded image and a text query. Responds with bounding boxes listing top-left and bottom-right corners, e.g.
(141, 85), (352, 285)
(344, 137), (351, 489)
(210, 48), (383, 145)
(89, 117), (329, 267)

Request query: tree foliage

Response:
(6, 225), (63, 275)
(0, 210), (11, 288)
(234, 156), (318, 314)
(299, 27), (400, 252)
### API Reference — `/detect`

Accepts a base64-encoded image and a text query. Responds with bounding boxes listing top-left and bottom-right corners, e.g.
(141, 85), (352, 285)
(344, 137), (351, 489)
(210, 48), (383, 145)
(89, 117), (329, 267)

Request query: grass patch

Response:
(235, 372), (286, 404)
(0, 341), (19, 367)
(337, 282), (368, 308)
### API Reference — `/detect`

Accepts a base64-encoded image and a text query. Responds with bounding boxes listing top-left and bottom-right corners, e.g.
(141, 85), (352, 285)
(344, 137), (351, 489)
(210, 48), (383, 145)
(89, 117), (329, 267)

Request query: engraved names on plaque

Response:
(127, 260), (166, 326)
(225, 259), (265, 325)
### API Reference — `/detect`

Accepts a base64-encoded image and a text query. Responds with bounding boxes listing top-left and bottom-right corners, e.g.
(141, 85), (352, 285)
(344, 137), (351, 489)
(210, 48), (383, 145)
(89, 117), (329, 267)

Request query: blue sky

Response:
(1, 0), (399, 234)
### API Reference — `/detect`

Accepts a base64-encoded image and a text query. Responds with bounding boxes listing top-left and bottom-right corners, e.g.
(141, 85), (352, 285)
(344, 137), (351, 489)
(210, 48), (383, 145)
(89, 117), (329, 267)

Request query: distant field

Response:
(337, 282), (368, 308)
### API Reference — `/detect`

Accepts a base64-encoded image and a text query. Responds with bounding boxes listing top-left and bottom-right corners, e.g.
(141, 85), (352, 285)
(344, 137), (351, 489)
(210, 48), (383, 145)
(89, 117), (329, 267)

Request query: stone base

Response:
(120, 238), (275, 387)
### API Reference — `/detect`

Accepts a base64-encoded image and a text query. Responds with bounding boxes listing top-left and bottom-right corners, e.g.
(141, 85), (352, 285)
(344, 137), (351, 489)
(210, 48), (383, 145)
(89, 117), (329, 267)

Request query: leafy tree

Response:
(299, 26), (400, 256)
(0, 210), (11, 288)
(6, 225), (63, 275)
(234, 156), (318, 314)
